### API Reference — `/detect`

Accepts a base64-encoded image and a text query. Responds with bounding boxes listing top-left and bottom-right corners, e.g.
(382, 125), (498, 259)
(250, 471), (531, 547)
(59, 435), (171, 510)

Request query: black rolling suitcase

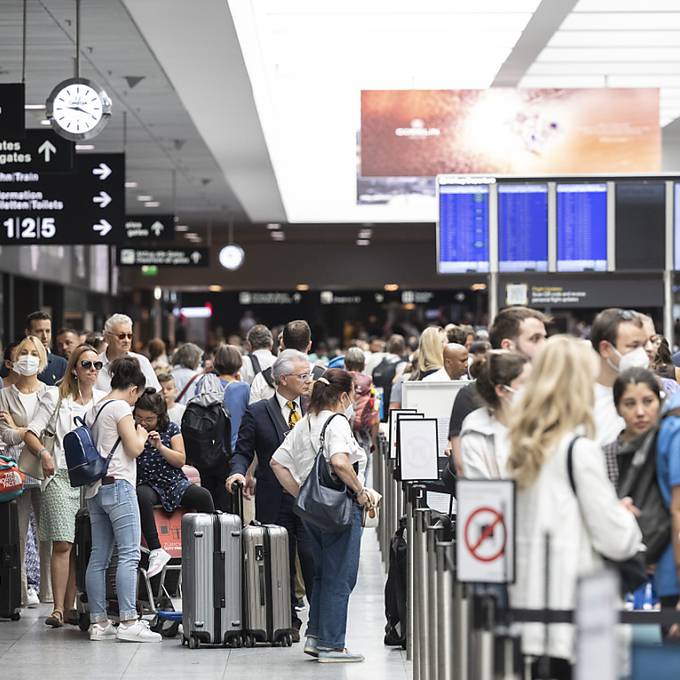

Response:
(0, 500), (21, 621)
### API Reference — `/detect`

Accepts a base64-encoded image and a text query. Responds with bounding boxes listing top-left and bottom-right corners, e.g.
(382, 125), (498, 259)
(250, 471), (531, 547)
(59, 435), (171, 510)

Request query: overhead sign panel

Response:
(0, 130), (75, 173)
(124, 214), (175, 242)
(0, 84), (25, 137)
(0, 153), (124, 244)
(117, 247), (209, 267)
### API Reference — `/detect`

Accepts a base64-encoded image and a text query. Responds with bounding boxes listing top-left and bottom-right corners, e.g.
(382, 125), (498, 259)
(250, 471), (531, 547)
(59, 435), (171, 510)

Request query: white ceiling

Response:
(3, 0), (680, 230)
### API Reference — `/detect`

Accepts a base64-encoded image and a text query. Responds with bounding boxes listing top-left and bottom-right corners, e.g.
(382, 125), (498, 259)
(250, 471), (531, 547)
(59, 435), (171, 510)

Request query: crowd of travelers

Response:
(2, 305), (680, 673)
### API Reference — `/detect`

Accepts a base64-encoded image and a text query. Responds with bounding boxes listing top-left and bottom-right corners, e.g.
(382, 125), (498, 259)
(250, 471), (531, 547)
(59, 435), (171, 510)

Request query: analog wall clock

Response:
(46, 77), (112, 141)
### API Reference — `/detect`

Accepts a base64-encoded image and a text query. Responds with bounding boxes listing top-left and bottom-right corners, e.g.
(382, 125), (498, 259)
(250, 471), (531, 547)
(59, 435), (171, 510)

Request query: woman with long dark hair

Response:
(271, 368), (377, 663)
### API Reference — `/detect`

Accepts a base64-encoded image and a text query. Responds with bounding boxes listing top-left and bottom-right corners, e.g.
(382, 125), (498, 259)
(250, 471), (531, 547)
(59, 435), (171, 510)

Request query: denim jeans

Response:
(304, 504), (363, 649)
(85, 480), (141, 623)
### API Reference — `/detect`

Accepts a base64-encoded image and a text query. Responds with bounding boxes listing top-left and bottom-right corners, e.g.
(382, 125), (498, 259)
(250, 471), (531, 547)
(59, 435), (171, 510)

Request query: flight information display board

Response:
(675, 183), (680, 271)
(437, 184), (490, 273)
(556, 183), (608, 272)
(498, 184), (548, 272)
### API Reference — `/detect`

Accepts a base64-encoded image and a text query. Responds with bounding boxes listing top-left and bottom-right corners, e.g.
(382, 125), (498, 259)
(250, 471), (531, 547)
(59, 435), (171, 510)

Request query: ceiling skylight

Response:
(521, 0), (680, 128)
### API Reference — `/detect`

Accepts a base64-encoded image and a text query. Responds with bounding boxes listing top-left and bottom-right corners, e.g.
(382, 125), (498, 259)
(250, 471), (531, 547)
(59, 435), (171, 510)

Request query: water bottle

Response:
(642, 580), (654, 611)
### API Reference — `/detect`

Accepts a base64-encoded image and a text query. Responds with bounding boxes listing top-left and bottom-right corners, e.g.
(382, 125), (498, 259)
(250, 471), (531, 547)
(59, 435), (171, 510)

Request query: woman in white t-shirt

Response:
(83, 356), (161, 643)
(24, 343), (106, 628)
(271, 369), (377, 664)
(0, 335), (50, 608)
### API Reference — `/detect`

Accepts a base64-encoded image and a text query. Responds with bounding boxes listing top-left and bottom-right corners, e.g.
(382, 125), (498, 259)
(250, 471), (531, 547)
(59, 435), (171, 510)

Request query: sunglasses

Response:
(115, 333), (133, 340)
(80, 360), (103, 370)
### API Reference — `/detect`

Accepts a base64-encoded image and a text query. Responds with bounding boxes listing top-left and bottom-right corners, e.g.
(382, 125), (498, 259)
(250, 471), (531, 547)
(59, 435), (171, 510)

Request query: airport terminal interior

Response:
(3, 0), (680, 678)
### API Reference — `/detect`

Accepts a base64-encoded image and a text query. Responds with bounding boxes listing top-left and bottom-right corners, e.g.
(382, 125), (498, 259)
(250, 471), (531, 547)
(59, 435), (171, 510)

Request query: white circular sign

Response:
(219, 244), (245, 270)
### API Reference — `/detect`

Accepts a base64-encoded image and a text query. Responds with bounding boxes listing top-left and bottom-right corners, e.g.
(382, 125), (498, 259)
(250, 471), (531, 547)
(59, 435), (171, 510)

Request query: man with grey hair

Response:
(226, 349), (313, 641)
(95, 313), (161, 392)
(240, 324), (276, 386)
(171, 342), (204, 404)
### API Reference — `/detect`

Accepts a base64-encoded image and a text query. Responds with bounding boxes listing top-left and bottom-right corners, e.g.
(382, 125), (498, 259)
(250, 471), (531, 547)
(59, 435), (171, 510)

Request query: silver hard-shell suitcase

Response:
(242, 524), (293, 647)
(181, 512), (242, 649)
(233, 482), (293, 647)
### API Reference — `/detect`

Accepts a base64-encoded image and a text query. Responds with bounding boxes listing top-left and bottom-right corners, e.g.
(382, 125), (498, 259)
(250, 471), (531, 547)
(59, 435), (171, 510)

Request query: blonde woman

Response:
(24, 344), (106, 627)
(507, 336), (642, 679)
(0, 336), (51, 607)
(414, 326), (445, 380)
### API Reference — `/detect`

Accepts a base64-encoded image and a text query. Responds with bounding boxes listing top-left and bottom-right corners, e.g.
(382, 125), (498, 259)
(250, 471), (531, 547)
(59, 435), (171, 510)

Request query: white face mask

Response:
(610, 345), (650, 373)
(13, 355), (40, 377)
(342, 395), (355, 420)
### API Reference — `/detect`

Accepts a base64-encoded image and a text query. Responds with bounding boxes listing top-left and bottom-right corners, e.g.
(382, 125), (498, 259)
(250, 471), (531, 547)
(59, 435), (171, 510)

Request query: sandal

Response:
(45, 610), (64, 628)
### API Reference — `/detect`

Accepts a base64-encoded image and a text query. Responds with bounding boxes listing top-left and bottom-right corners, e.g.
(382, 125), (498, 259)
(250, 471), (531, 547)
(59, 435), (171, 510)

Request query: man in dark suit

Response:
(226, 349), (313, 641)
(26, 311), (67, 386)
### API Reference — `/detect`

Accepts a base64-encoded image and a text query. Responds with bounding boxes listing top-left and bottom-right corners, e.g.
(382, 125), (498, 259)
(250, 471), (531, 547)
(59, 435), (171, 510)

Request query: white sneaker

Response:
(146, 548), (172, 578)
(116, 619), (162, 643)
(25, 588), (39, 608)
(90, 621), (117, 641)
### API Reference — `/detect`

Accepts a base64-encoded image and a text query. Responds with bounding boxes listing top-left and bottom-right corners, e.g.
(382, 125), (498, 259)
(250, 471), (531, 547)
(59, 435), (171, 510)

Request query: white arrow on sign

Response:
(92, 191), (112, 208)
(92, 163), (112, 180)
(190, 251), (202, 264)
(150, 221), (164, 237)
(93, 219), (113, 236)
(38, 140), (57, 163)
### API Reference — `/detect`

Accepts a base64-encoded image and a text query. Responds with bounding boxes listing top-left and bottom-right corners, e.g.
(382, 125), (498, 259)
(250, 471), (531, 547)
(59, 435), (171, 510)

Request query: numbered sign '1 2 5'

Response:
(3, 217), (56, 240)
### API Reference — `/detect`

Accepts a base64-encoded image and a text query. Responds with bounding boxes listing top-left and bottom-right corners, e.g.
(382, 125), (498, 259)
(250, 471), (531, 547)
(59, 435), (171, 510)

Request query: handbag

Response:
(566, 436), (647, 595)
(63, 401), (121, 488)
(293, 413), (355, 532)
(0, 454), (24, 502)
(18, 392), (63, 481)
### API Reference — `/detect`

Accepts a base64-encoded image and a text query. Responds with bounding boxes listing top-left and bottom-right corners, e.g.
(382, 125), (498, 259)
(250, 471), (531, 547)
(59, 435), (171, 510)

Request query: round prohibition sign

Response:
(463, 506), (506, 563)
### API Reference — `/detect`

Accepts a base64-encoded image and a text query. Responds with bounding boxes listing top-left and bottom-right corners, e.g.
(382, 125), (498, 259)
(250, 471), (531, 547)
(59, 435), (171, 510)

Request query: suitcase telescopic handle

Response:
(233, 480), (245, 526)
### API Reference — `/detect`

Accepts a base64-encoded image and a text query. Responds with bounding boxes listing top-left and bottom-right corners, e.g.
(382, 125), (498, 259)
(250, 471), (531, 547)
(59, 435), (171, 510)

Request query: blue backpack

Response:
(64, 400), (121, 488)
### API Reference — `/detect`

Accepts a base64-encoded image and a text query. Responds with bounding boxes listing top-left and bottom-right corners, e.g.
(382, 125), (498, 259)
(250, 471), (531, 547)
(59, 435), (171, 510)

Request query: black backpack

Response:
(181, 375), (231, 472)
(372, 356), (404, 421)
(384, 519), (407, 648)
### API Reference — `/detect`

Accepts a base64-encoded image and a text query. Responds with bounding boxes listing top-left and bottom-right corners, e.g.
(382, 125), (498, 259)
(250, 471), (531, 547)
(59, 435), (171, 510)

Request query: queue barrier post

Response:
(470, 594), (496, 680)
(453, 580), (471, 680)
(407, 484), (426, 662)
(414, 508), (433, 680)
(435, 540), (455, 680)
(426, 515), (453, 680)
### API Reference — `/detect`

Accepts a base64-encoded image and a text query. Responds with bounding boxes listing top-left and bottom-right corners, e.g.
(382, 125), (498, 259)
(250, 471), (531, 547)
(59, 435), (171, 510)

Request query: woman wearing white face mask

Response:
(271, 369), (376, 663)
(460, 351), (531, 479)
(0, 336), (51, 607)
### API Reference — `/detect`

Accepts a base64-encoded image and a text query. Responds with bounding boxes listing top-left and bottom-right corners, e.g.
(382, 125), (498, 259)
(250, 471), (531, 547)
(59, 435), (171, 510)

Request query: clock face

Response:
(46, 78), (112, 141)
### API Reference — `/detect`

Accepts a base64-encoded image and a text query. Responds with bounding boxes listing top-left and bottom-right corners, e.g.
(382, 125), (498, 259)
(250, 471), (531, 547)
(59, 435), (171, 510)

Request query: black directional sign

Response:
(0, 130), (75, 173)
(124, 214), (176, 242)
(117, 247), (209, 267)
(0, 84), (25, 137)
(0, 153), (124, 244)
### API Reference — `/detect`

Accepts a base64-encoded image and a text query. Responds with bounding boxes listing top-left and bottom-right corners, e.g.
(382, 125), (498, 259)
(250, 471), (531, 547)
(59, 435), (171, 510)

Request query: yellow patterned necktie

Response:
(286, 401), (301, 429)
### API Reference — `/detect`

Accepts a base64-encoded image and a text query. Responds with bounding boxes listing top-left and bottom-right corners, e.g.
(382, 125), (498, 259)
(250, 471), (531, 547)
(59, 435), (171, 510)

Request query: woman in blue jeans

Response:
(84, 357), (161, 643)
(271, 369), (378, 663)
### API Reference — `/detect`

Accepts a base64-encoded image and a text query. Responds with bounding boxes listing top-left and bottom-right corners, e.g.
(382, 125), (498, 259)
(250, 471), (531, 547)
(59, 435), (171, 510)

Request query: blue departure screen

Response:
(498, 184), (548, 272)
(438, 184), (490, 273)
(556, 183), (608, 272)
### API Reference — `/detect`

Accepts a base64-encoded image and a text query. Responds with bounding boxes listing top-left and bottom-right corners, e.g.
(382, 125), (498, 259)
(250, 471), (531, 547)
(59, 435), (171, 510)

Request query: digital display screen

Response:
(498, 184), (548, 272)
(438, 184), (490, 273)
(556, 183), (608, 272)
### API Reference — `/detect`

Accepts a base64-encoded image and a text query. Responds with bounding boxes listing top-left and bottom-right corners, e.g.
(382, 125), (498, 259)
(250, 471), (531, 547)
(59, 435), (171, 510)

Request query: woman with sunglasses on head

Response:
(133, 388), (214, 578)
(23, 344), (106, 628)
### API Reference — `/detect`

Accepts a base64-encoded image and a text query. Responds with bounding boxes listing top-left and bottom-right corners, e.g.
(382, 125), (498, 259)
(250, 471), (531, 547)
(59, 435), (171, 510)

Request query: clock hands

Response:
(68, 105), (88, 114)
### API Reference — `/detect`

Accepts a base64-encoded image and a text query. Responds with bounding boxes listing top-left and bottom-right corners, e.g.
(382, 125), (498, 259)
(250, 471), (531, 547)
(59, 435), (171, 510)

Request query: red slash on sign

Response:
(463, 506), (506, 563)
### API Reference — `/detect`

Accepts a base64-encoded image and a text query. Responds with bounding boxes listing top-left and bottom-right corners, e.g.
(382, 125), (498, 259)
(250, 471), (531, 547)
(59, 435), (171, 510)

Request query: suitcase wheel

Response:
(78, 612), (90, 632)
(161, 621), (180, 639)
(283, 634), (293, 647)
(10, 612), (21, 622)
(243, 633), (255, 648)
(188, 635), (200, 649)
